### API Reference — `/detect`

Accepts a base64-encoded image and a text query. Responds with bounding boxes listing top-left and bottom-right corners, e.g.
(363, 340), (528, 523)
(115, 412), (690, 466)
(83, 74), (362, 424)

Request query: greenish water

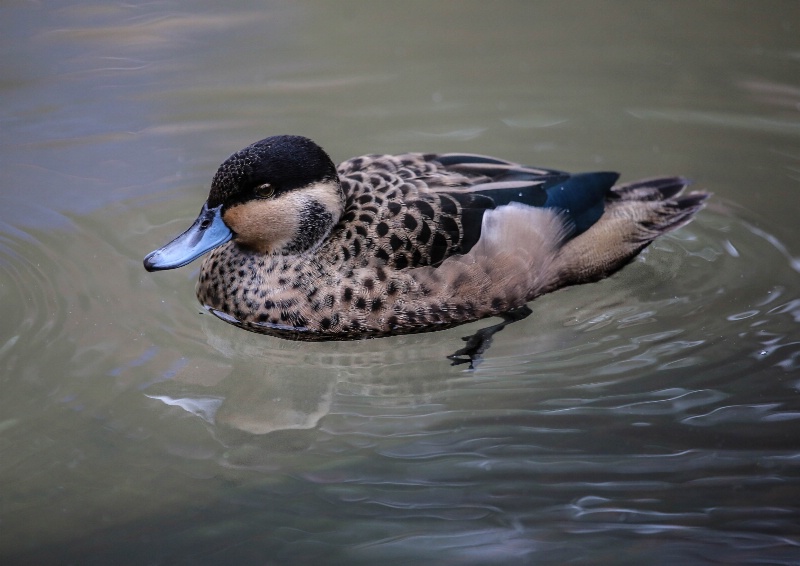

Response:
(2, 2), (800, 564)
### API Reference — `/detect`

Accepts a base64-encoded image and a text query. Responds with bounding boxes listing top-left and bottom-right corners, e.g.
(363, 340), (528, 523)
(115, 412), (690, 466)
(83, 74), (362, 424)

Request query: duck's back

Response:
(332, 152), (619, 271)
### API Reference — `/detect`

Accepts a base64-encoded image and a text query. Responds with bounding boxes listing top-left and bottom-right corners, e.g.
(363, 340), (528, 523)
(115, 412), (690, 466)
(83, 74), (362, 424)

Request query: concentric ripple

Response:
(0, 218), (73, 357)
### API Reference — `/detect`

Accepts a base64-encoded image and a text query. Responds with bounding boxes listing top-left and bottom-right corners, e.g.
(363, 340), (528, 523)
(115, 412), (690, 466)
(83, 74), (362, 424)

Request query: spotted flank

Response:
(144, 135), (709, 341)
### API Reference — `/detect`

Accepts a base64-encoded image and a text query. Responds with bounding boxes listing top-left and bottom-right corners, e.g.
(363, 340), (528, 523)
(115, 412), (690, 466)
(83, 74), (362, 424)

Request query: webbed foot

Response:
(447, 305), (532, 368)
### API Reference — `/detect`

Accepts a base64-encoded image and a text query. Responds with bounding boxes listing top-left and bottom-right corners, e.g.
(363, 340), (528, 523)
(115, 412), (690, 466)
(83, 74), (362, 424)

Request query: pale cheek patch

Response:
(221, 182), (342, 254)
(223, 200), (300, 253)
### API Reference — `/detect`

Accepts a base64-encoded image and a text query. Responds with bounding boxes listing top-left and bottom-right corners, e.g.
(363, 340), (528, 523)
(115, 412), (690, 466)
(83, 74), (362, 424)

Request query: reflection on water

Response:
(8, 204), (799, 563)
(2, 1), (800, 564)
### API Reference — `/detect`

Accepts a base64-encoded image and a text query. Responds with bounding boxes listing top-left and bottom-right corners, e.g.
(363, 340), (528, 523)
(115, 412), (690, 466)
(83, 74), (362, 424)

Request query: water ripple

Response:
(0, 219), (72, 353)
(683, 403), (786, 426)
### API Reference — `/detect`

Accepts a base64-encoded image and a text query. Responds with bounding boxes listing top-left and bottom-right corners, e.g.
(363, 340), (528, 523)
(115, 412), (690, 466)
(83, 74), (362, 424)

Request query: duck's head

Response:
(144, 135), (343, 271)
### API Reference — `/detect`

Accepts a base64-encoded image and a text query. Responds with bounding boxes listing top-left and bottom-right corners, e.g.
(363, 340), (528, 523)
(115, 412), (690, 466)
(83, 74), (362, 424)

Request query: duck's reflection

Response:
(143, 315), (481, 436)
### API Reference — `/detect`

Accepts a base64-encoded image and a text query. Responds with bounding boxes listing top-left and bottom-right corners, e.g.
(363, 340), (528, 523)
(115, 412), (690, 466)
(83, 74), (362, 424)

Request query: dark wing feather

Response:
(540, 171), (620, 234)
(427, 153), (619, 241)
(431, 153), (565, 176)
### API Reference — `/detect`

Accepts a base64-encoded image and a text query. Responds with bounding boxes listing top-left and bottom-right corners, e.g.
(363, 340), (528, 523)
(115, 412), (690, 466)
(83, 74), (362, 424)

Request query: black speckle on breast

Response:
(430, 232), (448, 265)
(417, 222), (431, 245)
(439, 195), (458, 216)
(389, 234), (404, 252)
(413, 199), (435, 219)
(440, 216), (460, 242)
(403, 214), (418, 231)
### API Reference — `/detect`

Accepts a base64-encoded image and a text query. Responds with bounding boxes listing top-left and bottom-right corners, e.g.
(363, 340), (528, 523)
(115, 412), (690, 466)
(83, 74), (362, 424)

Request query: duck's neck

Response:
(281, 203), (336, 254)
(281, 180), (344, 255)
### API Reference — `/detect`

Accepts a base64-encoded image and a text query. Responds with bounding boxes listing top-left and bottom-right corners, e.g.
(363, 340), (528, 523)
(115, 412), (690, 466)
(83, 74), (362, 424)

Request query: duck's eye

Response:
(254, 183), (275, 198)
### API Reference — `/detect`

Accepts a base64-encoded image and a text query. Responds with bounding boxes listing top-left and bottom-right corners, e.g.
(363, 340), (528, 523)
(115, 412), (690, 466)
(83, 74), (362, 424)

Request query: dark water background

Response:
(2, 2), (799, 564)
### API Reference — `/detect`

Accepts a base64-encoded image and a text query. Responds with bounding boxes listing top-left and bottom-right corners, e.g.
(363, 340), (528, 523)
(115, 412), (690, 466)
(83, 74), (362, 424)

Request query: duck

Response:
(144, 135), (708, 355)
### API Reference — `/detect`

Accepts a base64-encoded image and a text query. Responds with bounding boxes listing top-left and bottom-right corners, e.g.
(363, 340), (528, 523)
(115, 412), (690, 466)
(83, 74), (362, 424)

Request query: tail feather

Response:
(641, 191), (709, 235)
(610, 176), (690, 202)
(540, 177), (710, 295)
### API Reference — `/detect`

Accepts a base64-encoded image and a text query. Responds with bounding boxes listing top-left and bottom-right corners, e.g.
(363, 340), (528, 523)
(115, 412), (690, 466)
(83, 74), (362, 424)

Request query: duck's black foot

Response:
(447, 305), (533, 369)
